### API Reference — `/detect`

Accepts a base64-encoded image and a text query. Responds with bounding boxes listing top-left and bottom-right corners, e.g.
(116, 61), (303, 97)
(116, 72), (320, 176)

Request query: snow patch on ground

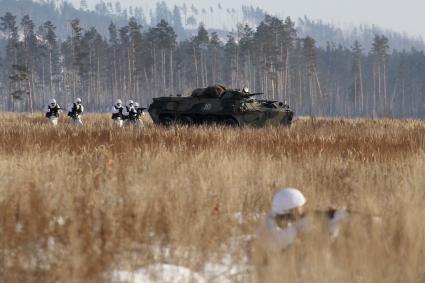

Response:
(108, 234), (253, 283)
(110, 264), (207, 283)
(110, 260), (251, 283)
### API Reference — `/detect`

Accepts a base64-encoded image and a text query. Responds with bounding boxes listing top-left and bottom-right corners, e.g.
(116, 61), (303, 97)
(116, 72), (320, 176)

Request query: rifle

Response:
(311, 208), (381, 222)
(243, 92), (264, 99)
(111, 113), (122, 120)
(136, 107), (148, 115)
(67, 104), (83, 119)
(68, 111), (80, 119)
(46, 106), (63, 118)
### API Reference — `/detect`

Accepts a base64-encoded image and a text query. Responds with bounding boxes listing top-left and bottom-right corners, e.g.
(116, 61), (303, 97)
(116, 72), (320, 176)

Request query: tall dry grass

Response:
(0, 113), (424, 282)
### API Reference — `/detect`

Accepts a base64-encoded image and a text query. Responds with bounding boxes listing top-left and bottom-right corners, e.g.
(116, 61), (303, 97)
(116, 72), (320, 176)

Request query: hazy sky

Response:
(74, 0), (425, 38)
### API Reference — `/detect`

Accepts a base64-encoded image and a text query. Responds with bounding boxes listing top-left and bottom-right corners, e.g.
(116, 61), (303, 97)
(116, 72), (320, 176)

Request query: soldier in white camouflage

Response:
(67, 98), (84, 125)
(44, 98), (62, 126)
(111, 99), (124, 127)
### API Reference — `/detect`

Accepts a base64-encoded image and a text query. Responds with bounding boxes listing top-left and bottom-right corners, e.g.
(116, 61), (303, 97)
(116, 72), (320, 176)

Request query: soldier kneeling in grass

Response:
(254, 188), (350, 280)
(258, 188), (349, 252)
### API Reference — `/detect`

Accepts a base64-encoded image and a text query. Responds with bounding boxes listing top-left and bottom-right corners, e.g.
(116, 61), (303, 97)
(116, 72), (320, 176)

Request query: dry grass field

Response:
(0, 113), (424, 282)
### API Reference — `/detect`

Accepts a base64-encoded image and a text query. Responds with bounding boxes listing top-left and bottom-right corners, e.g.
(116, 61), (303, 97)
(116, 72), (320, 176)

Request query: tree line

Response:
(3, 0), (424, 50)
(1, 13), (424, 118)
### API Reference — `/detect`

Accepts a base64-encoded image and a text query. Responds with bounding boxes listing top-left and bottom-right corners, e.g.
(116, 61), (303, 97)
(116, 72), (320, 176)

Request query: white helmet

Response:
(134, 102), (139, 108)
(49, 98), (56, 106)
(272, 188), (306, 215)
(115, 99), (122, 107)
(75, 97), (82, 104)
(126, 100), (134, 107)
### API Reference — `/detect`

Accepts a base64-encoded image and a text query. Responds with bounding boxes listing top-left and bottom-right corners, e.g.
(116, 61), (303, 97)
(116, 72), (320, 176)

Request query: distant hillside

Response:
(0, 0), (424, 52)
(296, 17), (425, 51)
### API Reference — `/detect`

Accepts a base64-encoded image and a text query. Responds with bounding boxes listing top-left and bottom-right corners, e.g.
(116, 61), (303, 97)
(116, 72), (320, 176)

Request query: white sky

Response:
(72, 0), (425, 39)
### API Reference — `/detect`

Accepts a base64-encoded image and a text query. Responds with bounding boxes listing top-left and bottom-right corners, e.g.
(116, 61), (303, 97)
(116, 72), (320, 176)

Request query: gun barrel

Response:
(249, 92), (264, 96)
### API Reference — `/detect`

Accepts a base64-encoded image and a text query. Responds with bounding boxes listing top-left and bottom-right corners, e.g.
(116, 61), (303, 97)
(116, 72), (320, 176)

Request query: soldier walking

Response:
(45, 98), (62, 126)
(67, 98), (84, 125)
(111, 99), (124, 127)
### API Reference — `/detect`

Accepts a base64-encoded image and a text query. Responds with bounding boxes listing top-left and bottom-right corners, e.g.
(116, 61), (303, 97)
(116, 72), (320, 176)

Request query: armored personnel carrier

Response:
(148, 85), (294, 127)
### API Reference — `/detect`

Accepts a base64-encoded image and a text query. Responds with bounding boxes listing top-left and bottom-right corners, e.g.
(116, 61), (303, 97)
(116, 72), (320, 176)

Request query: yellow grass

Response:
(0, 113), (424, 282)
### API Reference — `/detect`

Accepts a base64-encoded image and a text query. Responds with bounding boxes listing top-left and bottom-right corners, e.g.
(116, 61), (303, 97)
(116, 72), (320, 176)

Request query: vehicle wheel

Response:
(160, 116), (173, 126)
(202, 115), (218, 125)
(179, 115), (194, 125)
(222, 118), (240, 128)
(281, 114), (293, 127)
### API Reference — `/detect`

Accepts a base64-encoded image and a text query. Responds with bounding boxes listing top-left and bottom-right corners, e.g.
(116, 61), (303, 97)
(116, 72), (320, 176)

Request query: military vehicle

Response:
(148, 85), (294, 127)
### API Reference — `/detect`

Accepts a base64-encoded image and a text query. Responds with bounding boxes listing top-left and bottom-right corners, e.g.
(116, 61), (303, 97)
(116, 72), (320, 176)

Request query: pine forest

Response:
(0, 0), (424, 118)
